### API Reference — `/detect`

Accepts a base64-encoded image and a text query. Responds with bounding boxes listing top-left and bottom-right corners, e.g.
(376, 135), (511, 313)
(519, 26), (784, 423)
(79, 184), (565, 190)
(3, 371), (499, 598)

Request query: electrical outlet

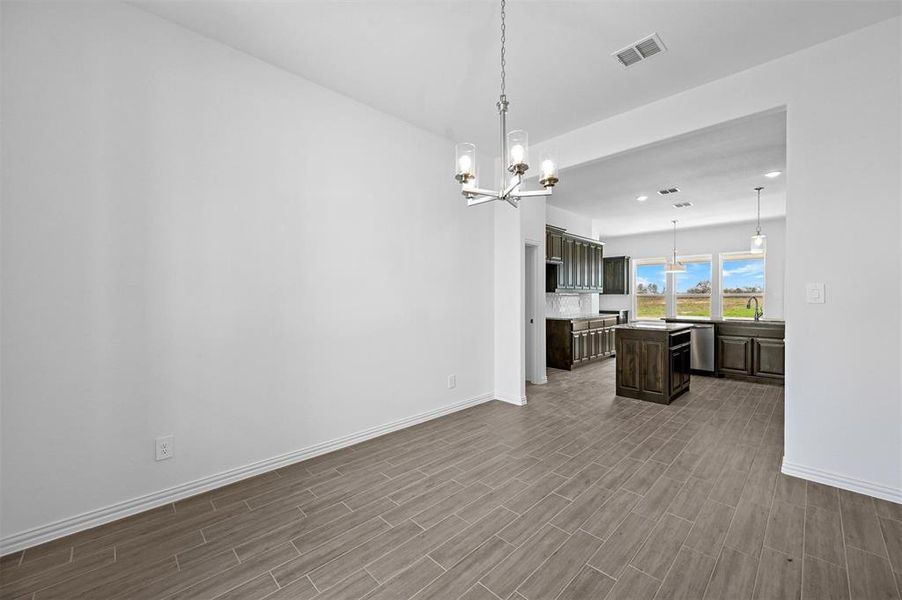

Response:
(447, 374), (457, 389)
(155, 435), (174, 461)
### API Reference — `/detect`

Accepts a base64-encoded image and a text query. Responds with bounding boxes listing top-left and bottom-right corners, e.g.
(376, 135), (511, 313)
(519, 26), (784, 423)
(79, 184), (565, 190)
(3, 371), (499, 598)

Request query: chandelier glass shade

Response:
(452, 0), (558, 207)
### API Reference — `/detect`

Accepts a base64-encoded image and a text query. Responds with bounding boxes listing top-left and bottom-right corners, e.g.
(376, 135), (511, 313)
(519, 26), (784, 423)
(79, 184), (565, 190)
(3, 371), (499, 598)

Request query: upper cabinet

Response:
(545, 226), (604, 293)
(546, 226), (564, 263)
(602, 256), (630, 295)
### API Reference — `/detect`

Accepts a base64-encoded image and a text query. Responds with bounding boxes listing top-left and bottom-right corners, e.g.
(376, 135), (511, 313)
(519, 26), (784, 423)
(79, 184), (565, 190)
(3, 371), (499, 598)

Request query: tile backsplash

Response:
(545, 293), (595, 316)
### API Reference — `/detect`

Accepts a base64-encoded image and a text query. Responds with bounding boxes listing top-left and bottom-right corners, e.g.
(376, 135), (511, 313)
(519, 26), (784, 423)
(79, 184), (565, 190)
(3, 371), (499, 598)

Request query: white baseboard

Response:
(495, 392), (527, 406)
(0, 392), (495, 555)
(782, 459), (902, 504)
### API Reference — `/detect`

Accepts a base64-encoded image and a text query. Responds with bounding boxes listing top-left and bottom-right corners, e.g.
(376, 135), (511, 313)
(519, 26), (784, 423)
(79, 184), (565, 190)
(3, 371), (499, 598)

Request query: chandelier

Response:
(452, 0), (559, 208)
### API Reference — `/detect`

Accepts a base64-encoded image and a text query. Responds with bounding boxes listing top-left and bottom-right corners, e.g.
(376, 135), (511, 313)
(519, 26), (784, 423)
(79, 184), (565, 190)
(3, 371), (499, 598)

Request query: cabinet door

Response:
(596, 247), (605, 291)
(546, 231), (563, 262)
(587, 246), (595, 290)
(581, 332), (590, 362)
(679, 344), (691, 390)
(670, 348), (684, 395)
(717, 335), (753, 375)
(604, 256), (629, 295)
(561, 239), (573, 290)
(570, 331), (583, 365)
(588, 330), (598, 359)
(617, 337), (641, 393)
(573, 242), (586, 289)
(753, 338), (785, 379)
(603, 257), (622, 294)
(641, 339), (666, 395)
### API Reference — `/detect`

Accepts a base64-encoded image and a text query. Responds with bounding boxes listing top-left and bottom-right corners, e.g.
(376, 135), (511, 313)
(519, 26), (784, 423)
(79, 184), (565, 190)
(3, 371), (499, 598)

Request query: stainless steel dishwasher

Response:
(690, 324), (715, 374)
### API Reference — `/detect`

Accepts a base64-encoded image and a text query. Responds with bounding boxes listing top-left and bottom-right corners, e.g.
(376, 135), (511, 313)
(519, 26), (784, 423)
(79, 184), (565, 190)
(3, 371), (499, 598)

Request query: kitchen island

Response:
(615, 322), (692, 404)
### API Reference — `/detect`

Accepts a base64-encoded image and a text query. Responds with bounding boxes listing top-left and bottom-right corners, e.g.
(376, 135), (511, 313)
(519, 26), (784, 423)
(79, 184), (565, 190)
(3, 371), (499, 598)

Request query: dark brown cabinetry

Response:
(615, 325), (691, 404)
(545, 226), (605, 293)
(665, 318), (785, 384)
(602, 256), (630, 295)
(715, 322), (785, 382)
(753, 338), (785, 379)
(547, 316), (617, 370)
(717, 335), (753, 375)
(546, 226), (564, 263)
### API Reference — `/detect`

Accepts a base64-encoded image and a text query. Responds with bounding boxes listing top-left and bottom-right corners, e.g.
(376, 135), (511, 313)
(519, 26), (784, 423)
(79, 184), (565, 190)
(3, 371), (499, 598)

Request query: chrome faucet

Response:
(746, 297), (763, 321)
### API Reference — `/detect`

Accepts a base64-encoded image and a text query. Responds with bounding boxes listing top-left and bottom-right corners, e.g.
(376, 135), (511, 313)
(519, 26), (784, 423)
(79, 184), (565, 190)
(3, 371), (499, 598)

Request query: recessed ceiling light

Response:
(764, 171), (782, 178)
(672, 201), (694, 209)
(636, 195), (648, 202)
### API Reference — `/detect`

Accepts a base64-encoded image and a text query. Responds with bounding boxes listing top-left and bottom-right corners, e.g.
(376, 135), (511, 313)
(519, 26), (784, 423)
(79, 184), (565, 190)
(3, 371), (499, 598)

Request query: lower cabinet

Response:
(548, 316), (618, 370)
(715, 324), (785, 382)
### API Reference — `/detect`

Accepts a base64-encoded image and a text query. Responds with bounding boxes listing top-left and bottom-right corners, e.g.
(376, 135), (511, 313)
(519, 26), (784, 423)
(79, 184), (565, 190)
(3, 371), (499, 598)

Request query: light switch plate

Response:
(806, 282), (825, 304)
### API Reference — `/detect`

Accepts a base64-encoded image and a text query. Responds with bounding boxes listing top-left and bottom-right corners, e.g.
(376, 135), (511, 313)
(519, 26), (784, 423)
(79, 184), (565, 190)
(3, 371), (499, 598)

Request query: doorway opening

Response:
(524, 242), (544, 387)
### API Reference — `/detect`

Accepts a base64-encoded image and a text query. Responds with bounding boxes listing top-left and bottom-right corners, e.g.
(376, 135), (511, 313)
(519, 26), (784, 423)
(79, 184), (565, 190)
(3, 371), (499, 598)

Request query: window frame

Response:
(719, 251), (767, 321)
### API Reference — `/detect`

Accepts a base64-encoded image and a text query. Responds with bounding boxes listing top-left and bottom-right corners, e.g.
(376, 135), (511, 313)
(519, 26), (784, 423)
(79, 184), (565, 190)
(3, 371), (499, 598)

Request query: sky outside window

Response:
(675, 261), (712, 317)
(722, 258), (765, 291)
(722, 256), (765, 318)
(635, 263), (666, 319)
(636, 263), (666, 295)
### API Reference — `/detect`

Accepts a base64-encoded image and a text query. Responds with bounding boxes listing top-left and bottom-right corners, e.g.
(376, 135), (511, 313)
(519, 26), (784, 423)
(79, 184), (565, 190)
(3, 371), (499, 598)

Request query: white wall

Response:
(0, 2), (494, 545)
(532, 17), (902, 501)
(493, 200), (525, 404)
(546, 204), (593, 238)
(597, 218), (786, 320)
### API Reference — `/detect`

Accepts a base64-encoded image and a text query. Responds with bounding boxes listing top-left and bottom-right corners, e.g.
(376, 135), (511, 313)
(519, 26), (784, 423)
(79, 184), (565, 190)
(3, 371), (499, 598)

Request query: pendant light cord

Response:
(499, 0), (506, 97)
(755, 187), (763, 235)
(672, 219), (678, 263)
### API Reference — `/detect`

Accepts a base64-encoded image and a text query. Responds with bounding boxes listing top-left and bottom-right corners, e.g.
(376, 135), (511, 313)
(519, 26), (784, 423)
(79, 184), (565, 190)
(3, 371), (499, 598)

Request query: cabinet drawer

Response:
(571, 320), (589, 332)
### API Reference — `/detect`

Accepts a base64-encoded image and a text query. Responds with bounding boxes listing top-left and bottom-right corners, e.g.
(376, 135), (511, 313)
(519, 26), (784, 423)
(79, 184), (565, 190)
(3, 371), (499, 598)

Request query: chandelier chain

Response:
(500, 0), (506, 96)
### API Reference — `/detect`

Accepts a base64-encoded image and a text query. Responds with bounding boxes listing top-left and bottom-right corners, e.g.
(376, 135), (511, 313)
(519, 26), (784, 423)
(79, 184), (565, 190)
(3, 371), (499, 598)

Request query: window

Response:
(721, 252), (766, 319)
(675, 258), (712, 318)
(634, 260), (666, 319)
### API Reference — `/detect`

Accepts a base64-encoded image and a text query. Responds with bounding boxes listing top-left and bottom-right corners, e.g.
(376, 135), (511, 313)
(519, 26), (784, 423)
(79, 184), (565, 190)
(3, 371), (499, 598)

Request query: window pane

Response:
(675, 261), (712, 317)
(722, 256), (765, 319)
(635, 263), (666, 319)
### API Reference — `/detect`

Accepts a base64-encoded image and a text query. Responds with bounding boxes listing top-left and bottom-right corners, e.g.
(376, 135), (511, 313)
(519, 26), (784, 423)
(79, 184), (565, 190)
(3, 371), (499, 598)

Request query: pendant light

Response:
(750, 186), (767, 254)
(664, 220), (686, 273)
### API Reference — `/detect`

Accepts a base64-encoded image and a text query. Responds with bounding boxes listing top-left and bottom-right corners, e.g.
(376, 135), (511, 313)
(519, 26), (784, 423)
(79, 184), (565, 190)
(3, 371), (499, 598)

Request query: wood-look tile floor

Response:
(3, 360), (901, 599)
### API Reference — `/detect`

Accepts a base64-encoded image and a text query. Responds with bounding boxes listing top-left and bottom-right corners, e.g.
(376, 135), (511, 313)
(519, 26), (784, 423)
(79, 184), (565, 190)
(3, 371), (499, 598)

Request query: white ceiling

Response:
(552, 109), (787, 237)
(133, 1), (900, 152)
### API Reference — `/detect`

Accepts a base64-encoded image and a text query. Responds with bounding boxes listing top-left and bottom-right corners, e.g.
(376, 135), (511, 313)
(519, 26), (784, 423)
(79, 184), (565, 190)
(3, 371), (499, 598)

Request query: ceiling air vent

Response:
(672, 201), (694, 209)
(657, 187), (680, 195)
(613, 33), (667, 67)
